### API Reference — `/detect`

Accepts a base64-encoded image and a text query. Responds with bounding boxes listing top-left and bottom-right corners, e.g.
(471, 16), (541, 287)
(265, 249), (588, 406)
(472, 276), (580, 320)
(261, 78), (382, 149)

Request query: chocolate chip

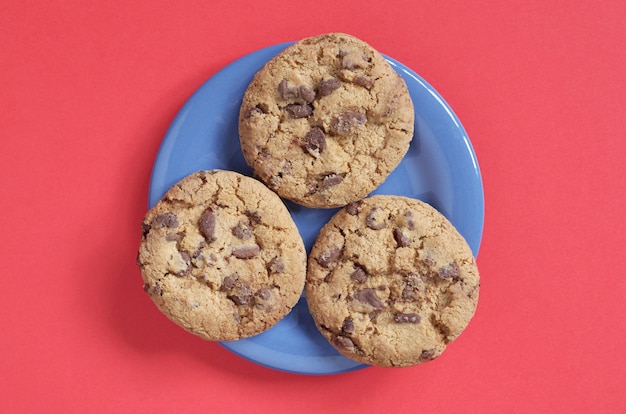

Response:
(351, 265), (367, 283)
(345, 201), (362, 216)
(419, 349), (437, 362)
(341, 318), (355, 334)
(322, 173), (344, 189)
(141, 222), (151, 237)
(366, 206), (386, 230)
(318, 78), (341, 96)
(393, 228), (411, 247)
(369, 309), (382, 321)
(303, 127), (326, 157)
(331, 111), (366, 134)
(402, 274), (422, 300)
(354, 75), (374, 89)
(281, 160), (292, 176)
(175, 251), (192, 276)
(340, 51), (368, 70)
(299, 85), (316, 103)
(143, 283), (163, 296)
(438, 262), (460, 280)
(222, 275), (237, 290)
(394, 313), (421, 323)
(401, 286), (420, 301)
(166, 232), (183, 242)
(268, 256), (285, 273)
(306, 181), (319, 195)
(256, 287), (272, 301)
(277, 79), (299, 100)
(244, 106), (264, 118)
(245, 210), (262, 225)
(232, 245), (260, 259)
(228, 284), (253, 306)
(286, 104), (313, 118)
(317, 247), (342, 268)
(353, 288), (385, 310)
(191, 241), (206, 258)
(404, 210), (416, 230)
(333, 335), (354, 349)
(198, 208), (216, 243)
(231, 222), (252, 240)
(154, 212), (178, 228)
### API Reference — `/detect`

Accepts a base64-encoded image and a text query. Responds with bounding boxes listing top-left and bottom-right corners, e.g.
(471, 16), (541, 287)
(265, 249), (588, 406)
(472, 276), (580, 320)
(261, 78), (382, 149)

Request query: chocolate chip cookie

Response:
(137, 170), (307, 341)
(239, 33), (415, 208)
(305, 195), (480, 367)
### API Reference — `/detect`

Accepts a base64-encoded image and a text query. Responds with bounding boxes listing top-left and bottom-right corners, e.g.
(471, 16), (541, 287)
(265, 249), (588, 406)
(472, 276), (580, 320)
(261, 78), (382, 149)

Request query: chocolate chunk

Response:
(299, 85), (316, 103)
(322, 173), (344, 189)
(438, 262), (460, 280)
(366, 206), (386, 230)
(354, 75), (374, 89)
(404, 210), (416, 230)
(154, 212), (178, 228)
(281, 160), (292, 176)
(286, 104), (313, 118)
(268, 256), (285, 273)
(393, 228), (411, 247)
(306, 181), (319, 195)
(231, 222), (252, 240)
(333, 335), (354, 349)
(256, 287), (272, 301)
(340, 51), (368, 70)
(402, 274), (422, 300)
(198, 208), (216, 242)
(303, 127), (326, 157)
(228, 284), (253, 306)
(341, 318), (355, 334)
(141, 222), (151, 237)
(244, 106), (264, 118)
(222, 275), (237, 290)
(331, 111), (366, 134)
(232, 245), (260, 259)
(245, 210), (262, 225)
(345, 201), (362, 215)
(175, 251), (192, 276)
(353, 288), (385, 310)
(143, 283), (163, 296)
(350, 265), (367, 283)
(318, 78), (341, 96)
(419, 349), (437, 362)
(401, 286), (420, 301)
(277, 79), (299, 100)
(394, 313), (421, 323)
(166, 232), (183, 242)
(191, 241), (207, 258)
(317, 247), (342, 268)
(368, 309), (382, 321)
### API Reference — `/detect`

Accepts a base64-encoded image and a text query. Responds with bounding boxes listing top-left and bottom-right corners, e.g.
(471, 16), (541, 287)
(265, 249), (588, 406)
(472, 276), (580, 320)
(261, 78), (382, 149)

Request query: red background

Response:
(2, 1), (625, 412)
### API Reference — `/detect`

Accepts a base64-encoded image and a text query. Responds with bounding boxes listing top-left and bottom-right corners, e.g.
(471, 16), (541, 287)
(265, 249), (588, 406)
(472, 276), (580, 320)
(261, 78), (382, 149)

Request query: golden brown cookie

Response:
(137, 170), (306, 341)
(305, 195), (480, 367)
(239, 33), (414, 208)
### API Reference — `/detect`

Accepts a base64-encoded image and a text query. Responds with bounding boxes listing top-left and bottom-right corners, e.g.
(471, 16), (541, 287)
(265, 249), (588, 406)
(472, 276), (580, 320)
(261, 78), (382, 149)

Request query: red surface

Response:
(2, 1), (625, 412)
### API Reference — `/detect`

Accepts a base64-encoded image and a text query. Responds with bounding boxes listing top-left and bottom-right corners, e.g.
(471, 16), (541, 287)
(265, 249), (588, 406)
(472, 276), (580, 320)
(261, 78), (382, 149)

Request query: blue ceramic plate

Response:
(148, 42), (484, 375)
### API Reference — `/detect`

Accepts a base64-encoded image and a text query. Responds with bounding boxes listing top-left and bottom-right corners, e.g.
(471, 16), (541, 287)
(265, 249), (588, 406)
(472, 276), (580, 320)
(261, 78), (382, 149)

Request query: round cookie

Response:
(137, 170), (307, 341)
(305, 195), (480, 367)
(239, 33), (414, 208)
